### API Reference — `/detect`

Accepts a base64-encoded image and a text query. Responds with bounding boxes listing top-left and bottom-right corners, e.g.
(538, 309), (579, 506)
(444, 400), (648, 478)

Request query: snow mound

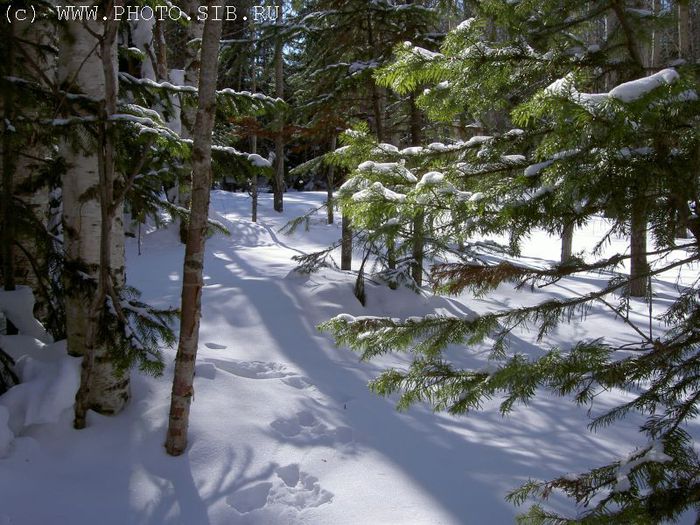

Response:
(0, 339), (80, 434)
(0, 287), (52, 344)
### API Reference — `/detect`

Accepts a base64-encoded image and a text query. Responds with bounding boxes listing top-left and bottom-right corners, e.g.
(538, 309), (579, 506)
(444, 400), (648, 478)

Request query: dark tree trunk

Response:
(366, 12), (384, 142)
(273, 0), (284, 213)
(561, 221), (574, 263)
(154, 18), (168, 81)
(409, 95), (424, 287)
(250, 36), (259, 223)
(327, 135), (336, 225)
(411, 213), (424, 287)
(387, 236), (396, 271)
(341, 214), (352, 271)
(165, 1), (223, 456)
(630, 199), (649, 297)
(1, 23), (16, 295)
(251, 133), (259, 224)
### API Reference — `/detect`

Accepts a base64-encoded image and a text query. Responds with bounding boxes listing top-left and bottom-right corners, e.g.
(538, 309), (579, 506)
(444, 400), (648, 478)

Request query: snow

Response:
(247, 153), (272, 168)
(525, 160), (554, 177)
(544, 74), (574, 96)
(613, 441), (672, 493)
(333, 145), (351, 155)
(352, 181), (407, 202)
(546, 69), (682, 110)
(427, 142), (449, 151)
(426, 142), (466, 153)
(456, 18), (476, 31)
(0, 191), (698, 524)
(525, 149), (581, 176)
(211, 145), (272, 168)
(371, 143), (399, 154)
(399, 146), (424, 156)
(501, 154), (526, 165)
(464, 135), (492, 147)
(356, 161), (418, 183)
(409, 46), (442, 61)
(417, 171), (445, 187)
(0, 337), (79, 436)
(609, 68), (679, 103)
(0, 287), (52, 343)
(348, 60), (379, 74)
(119, 72), (198, 93)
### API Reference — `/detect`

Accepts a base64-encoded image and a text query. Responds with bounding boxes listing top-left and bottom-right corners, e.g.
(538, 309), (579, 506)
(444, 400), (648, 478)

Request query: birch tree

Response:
(0, 5), (56, 327)
(59, 0), (131, 421)
(176, 0), (205, 242)
(165, 0), (223, 456)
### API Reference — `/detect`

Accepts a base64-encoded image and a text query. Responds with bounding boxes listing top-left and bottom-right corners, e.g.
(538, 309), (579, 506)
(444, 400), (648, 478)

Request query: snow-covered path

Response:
(1, 191), (697, 524)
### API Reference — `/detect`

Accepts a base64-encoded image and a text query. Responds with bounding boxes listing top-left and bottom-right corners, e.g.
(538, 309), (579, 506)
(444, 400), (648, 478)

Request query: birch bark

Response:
(59, 0), (129, 420)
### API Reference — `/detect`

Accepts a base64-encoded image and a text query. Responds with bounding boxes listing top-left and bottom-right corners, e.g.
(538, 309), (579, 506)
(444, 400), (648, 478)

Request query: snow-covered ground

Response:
(1, 191), (697, 524)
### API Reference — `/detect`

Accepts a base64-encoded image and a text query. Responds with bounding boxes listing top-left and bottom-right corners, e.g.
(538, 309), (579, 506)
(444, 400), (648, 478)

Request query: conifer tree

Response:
(289, 0), (440, 273)
(322, 2), (700, 521)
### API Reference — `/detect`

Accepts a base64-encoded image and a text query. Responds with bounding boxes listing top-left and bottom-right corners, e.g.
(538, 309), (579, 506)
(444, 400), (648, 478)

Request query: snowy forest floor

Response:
(1, 191), (698, 524)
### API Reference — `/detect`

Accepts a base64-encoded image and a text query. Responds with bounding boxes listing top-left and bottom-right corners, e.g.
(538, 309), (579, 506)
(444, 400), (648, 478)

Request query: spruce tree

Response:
(289, 0), (440, 274)
(322, 2), (700, 521)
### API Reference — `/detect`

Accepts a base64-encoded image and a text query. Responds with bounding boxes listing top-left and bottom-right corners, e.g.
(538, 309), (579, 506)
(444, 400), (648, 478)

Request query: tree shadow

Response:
(193, 236), (635, 523)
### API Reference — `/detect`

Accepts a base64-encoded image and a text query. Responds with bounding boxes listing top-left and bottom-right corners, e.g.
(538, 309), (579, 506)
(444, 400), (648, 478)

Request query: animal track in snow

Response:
(205, 359), (294, 379)
(226, 482), (273, 513)
(270, 464), (333, 510)
(270, 410), (353, 446)
(280, 376), (313, 390)
(226, 464), (332, 514)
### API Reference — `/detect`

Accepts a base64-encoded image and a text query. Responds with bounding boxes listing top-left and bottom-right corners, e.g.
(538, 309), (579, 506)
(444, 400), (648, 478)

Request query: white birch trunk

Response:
(177, 0), (204, 240)
(180, 0), (204, 140)
(11, 17), (53, 321)
(59, 2), (129, 417)
(131, 18), (157, 81)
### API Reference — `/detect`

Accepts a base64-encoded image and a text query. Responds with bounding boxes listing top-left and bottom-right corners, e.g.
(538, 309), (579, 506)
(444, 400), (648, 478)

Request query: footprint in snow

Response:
(270, 410), (353, 446)
(226, 482), (273, 513)
(204, 342), (227, 350)
(226, 464), (333, 514)
(280, 376), (314, 390)
(205, 358), (294, 379)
